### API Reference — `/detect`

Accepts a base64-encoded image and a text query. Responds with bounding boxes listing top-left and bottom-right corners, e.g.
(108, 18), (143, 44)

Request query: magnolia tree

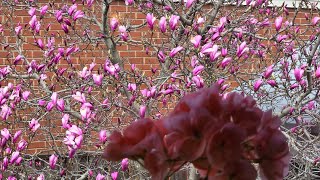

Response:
(0, 0), (319, 179)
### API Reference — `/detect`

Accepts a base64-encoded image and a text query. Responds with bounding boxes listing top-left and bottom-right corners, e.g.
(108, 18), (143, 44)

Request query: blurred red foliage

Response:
(103, 84), (290, 180)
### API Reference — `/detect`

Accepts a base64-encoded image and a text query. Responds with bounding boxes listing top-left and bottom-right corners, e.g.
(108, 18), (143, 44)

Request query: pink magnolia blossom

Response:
(64, 125), (83, 154)
(14, 55), (23, 65)
(121, 158), (129, 171)
(86, 0), (94, 7)
(49, 154), (58, 169)
(28, 7), (36, 17)
(119, 26), (128, 41)
(192, 65), (204, 76)
(72, 91), (86, 103)
(315, 67), (320, 78)
(186, 0), (195, 8)
(290, 83), (299, 90)
(13, 130), (22, 143)
(169, 46), (184, 58)
(92, 74), (103, 86)
(275, 16), (283, 31)
(140, 105), (146, 118)
(294, 68), (304, 82)
(276, 35), (288, 43)
(236, 41), (249, 58)
(62, 114), (71, 129)
(159, 16), (167, 33)
(61, 24), (69, 34)
(263, 65), (273, 79)
(221, 48), (228, 57)
(125, 0), (134, 5)
(17, 139), (27, 151)
(99, 130), (107, 143)
(111, 172), (118, 180)
(7, 176), (16, 180)
(157, 51), (166, 63)
(10, 151), (20, 164)
(15, 156), (22, 165)
(29, 118), (40, 132)
(51, 92), (58, 105)
(22, 91), (30, 101)
(220, 57), (232, 68)
(1, 128), (10, 140)
(40, 5), (48, 16)
(192, 75), (204, 88)
(68, 4), (77, 16)
(254, 79), (263, 91)
(73, 10), (84, 21)
(29, 15), (37, 30)
(217, 78), (225, 86)
(79, 67), (91, 79)
(55, 10), (63, 23)
(57, 99), (65, 112)
(146, 13), (156, 30)
(46, 102), (55, 111)
(15, 24), (22, 36)
(80, 104), (92, 120)
(190, 35), (202, 48)
(1, 105), (12, 120)
(169, 15), (180, 30)
(312, 16), (320, 25)
(96, 174), (106, 180)
(110, 18), (119, 31)
(267, 80), (278, 87)
(128, 83), (137, 91)
(3, 157), (8, 170)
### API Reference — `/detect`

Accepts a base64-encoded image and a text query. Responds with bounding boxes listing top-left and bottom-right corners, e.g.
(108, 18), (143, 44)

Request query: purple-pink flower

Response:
(72, 91), (86, 103)
(186, 0), (195, 8)
(99, 130), (107, 143)
(22, 91), (30, 101)
(236, 41), (248, 58)
(190, 35), (202, 48)
(40, 5), (48, 16)
(62, 114), (71, 129)
(110, 18), (119, 31)
(92, 74), (103, 86)
(140, 105), (146, 118)
(28, 7), (36, 17)
(169, 15), (180, 30)
(263, 65), (273, 79)
(111, 172), (118, 180)
(275, 16), (283, 31)
(96, 173), (106, 180)
(146, 13), (156, 30)
(17, 139), (27, 151)
(125, 0), (134, 5)
(68, 4), (77, 16)
(29, 118), (40, 132)
(312, 16), (320, 25)
(10, 151), (20, 164)
(73, 10), (84, 21)
(254, 79), (263, 91)
(169, 46), (184, 58)
(192, 65), (204, 76)
(159, 16), (167, 33)
(49, 154), (58, 169)
(220, 57), (232, 68)
(315, 67), (320, 78)
(294, 68), (304, 82)
(13, 130), (22, 143)
(121, 158), (129, 171)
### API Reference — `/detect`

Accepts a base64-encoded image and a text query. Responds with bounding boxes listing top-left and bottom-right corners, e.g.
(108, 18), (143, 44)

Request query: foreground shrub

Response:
(104, 84), (290, 180)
